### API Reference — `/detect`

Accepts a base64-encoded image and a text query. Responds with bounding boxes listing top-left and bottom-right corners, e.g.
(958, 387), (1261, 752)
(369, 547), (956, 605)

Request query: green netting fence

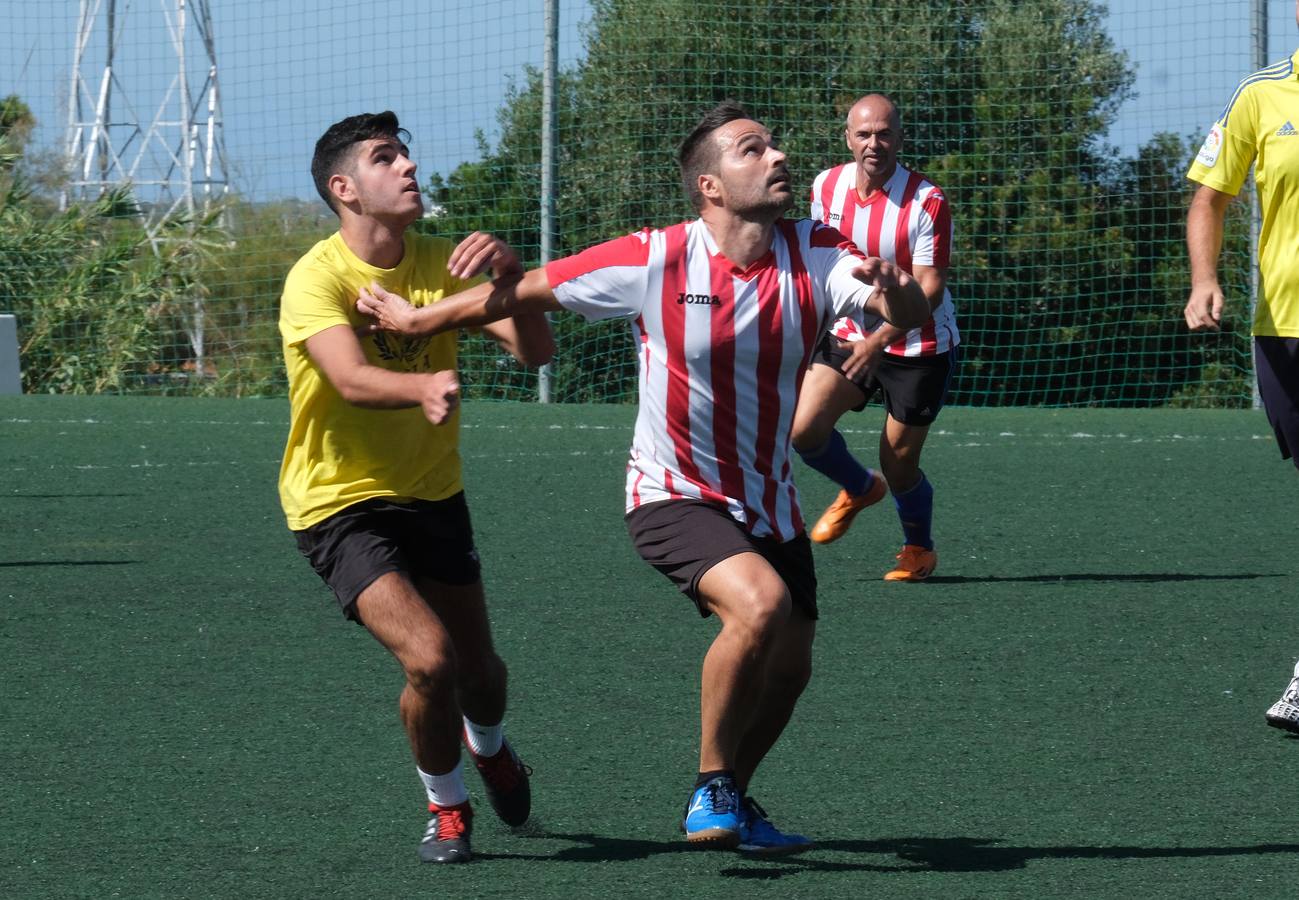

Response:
(0, 0), (1280, 404)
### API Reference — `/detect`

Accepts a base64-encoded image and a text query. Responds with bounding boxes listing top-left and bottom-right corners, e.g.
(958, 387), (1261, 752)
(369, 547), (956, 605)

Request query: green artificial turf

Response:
(2, 397), (1296, 899)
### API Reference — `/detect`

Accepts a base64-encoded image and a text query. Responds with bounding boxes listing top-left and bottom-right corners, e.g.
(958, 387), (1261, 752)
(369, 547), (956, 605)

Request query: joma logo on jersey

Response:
(827, 213), (842, 222)
(677, 292), (721, 306)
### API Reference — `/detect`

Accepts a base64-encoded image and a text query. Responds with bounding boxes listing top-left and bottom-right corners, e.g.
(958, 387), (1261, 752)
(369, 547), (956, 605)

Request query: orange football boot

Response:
(883, 544), (938, 582)
(808, 474), (888, 544)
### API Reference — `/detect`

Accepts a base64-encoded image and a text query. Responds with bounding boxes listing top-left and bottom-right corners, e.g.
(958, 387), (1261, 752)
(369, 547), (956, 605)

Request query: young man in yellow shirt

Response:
(1185, 3), (1299, 735)
(278, 111), (554, 863)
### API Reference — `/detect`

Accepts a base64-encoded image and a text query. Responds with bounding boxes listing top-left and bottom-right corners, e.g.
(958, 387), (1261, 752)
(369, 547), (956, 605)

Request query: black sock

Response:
(695, 769), (735, 789)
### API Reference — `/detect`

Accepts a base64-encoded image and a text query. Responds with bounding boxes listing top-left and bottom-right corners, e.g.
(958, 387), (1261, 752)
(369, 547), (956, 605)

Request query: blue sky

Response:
(3, 1), (1296, 202)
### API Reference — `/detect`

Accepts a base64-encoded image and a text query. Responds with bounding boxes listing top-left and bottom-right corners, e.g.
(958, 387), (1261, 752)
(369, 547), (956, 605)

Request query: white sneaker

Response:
(1265, 660), (1299, 734)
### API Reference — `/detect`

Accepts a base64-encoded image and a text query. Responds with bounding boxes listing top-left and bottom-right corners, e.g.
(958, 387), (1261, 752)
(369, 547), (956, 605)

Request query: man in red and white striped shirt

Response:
(792, 93), (960, 582)
(357, 101), (930, 853)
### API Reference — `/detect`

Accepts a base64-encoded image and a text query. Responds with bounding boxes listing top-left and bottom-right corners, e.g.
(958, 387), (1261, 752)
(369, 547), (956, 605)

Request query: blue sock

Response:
(893, 473), (934, 549)
(797, 430), (873, 496)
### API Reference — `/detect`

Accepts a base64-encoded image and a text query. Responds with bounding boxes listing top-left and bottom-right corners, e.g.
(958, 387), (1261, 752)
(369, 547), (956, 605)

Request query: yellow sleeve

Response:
(1187, 85), (1257, 196)
(279, 257), (355, 348)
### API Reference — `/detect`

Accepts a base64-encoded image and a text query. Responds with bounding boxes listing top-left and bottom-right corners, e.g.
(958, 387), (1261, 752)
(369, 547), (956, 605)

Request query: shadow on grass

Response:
(0, 560), (138, 567)
(475, 832), (687, 863)
(925, 573), (1285, 585)
(5, 493), (138, 498)
(478, 832), (1299, 875)
(720, 836), (1299, 877)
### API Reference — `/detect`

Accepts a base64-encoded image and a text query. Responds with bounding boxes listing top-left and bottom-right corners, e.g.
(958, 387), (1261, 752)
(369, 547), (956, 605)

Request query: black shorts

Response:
(624, 499), (817, 620)
(293, 493), (482, 621)
(814, 333), (958, 426)
(1255, 335), (1299, 467)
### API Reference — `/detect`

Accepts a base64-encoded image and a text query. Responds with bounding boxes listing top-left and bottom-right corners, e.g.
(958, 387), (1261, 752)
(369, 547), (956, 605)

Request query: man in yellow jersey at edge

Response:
(1184, 3), (1299, 735)
(279, 111), (554, 863)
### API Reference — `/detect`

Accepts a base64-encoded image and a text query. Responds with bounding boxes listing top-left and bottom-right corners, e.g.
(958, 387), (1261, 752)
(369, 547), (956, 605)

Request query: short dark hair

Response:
(678, 100), (753, 212)
(310, 111), (410, 214)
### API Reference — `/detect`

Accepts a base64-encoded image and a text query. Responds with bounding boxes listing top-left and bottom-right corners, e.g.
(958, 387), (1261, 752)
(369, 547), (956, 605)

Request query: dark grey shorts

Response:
(624, 499), (817, 620)
(293, 493), (481, 621)
(814, 333), (958, 426)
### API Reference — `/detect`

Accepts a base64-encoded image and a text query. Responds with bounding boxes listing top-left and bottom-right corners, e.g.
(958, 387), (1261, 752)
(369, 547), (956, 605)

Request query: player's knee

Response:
(404, 650), (457, 700)
(791, 413), (832, 452)
(890, 443), (923, 468)
(727, 584), (792, 645)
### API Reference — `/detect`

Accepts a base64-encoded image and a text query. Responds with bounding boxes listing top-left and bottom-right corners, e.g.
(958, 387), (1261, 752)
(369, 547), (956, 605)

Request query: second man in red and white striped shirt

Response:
(793, 93), (960, 583)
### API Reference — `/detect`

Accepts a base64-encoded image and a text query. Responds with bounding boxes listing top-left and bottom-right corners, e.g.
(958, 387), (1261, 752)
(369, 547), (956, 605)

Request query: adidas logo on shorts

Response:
(1277, 120), (1298, 136)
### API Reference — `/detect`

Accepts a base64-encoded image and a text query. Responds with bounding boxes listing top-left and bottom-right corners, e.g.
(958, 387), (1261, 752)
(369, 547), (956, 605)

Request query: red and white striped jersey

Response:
(546, 217), (878, 540)
(809, 162), (959, 356)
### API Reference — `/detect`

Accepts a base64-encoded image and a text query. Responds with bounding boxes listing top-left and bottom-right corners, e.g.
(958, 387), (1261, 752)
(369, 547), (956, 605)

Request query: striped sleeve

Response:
(804, 221), (879, 324)
(545, 230), (653, 322)
(912, 188), (952, 268)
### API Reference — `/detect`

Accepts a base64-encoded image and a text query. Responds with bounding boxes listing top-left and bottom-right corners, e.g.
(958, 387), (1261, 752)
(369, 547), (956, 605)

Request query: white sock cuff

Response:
(418, 761), (469, 808)
(462, 716), (505, 757)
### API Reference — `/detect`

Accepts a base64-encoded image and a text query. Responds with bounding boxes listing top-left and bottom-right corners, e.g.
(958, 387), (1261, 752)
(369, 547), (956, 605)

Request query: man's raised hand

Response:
(852, 256), (903, 292)
(840, 333), (886, 382)
(448, 231), (523, 283)
(852, 256), (929, 330)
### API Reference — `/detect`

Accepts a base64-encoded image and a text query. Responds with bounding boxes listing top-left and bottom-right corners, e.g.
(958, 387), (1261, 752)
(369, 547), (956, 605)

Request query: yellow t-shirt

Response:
(277, 231), (479, 530)
(1187, 49), (1299, 337)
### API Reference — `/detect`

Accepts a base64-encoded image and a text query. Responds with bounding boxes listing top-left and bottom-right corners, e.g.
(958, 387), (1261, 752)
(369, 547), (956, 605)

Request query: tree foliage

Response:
(0, 1), (1256, 404)
(425, 0), (1253, 406)
(1, 183), (170, 393)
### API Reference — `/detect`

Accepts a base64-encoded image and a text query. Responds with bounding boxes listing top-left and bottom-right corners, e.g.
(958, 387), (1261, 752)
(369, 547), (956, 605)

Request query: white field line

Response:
(0, 419), (1273, 475)
(2, 418), (622, 430)
(0, 417), (1271, 442)
(2, 449), (630, 475)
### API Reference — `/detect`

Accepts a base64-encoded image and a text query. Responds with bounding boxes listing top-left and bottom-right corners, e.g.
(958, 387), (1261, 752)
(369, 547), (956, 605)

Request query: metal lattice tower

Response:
(62, 0), (229, 233)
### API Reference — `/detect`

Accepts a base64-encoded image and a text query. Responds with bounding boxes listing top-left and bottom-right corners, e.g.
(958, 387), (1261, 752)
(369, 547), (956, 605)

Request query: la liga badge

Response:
(1196, 124), (1223, 168)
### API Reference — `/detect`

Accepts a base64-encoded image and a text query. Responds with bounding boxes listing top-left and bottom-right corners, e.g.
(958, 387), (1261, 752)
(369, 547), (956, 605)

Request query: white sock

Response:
(417, 762), (468, 808)
(463, 717), (504, 757)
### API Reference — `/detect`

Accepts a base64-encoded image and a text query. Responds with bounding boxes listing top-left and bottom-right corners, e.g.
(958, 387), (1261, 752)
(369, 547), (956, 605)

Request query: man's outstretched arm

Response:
(480, 308), (557, 368)
(358, 268), (563, 339)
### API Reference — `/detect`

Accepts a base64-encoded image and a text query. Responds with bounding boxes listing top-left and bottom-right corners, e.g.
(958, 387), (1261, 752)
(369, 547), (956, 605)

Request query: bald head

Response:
(844, 93), (903, 191)
(846, 94), (901, 133)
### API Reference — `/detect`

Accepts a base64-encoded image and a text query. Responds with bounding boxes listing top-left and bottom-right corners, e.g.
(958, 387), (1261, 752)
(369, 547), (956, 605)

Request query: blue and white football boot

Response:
(737, 797), (813, 855)
(682, 775), (743, 848)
